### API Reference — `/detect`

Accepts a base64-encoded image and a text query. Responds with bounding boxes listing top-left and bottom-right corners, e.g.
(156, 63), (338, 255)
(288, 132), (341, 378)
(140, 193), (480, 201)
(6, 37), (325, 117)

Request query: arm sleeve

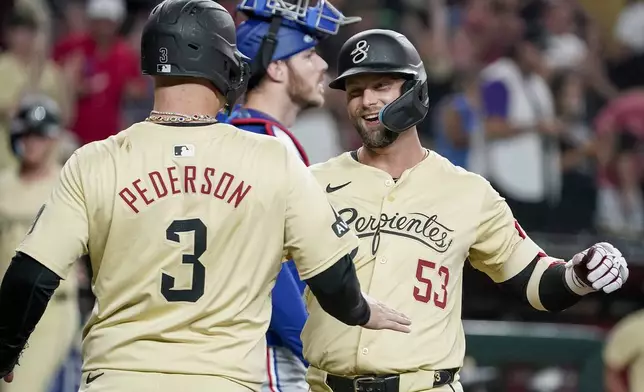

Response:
(0, 252), (61, 375)
(16, 152), (89, 279)
(304, 251), (370, 326)
(468, 182), (543, 283)
(498, 256), (583, 312)
(482, 80), (510, 118)
(269, 263), (308, 364)
(283, 149), (359, 280)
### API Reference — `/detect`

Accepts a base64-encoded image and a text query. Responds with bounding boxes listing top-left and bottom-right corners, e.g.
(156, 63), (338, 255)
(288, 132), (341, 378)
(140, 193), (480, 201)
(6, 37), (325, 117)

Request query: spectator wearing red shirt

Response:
(594, 90), (644, 235)
(53, 0), (145, 145)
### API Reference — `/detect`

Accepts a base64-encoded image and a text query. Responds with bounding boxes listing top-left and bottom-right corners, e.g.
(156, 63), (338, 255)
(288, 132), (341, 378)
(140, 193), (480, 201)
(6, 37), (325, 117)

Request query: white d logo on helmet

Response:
(350, 40), (370, 64)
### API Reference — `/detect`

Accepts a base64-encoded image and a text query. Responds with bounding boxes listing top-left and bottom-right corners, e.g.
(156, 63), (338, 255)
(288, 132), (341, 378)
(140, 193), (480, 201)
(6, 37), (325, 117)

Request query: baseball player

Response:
(0, 95), (81, 392)
(225, 1), (359, 390)
(301, 29), (630, 392)
(604, 309), (644, 392)
(0, 4), (411, 392)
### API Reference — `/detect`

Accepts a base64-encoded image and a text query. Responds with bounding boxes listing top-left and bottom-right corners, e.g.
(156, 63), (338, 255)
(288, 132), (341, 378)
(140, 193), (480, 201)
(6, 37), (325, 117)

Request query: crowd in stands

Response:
(3, 0), (644, 239)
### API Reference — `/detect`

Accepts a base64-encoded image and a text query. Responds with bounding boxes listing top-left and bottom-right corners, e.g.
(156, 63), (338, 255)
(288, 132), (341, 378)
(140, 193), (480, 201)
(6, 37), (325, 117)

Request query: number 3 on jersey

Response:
(413, 259), (449, 309)
(161, 219), (207, 302)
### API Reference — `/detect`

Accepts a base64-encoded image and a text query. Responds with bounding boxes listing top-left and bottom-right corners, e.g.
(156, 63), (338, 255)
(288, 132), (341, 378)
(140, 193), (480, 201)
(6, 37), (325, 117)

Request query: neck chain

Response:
(146, 110), (219, 124)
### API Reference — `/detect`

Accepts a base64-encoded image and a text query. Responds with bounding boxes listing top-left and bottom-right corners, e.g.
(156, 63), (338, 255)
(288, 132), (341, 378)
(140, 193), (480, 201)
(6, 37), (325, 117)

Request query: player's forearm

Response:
(304, 251), (370, 326)
(499, 256), (583, 312)
(0, 252), (61, 376)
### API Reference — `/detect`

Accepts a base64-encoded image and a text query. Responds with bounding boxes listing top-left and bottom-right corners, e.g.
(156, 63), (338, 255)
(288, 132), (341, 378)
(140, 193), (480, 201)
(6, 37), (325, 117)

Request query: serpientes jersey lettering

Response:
(302, 151), (542, 377)
(15, 122), (358, 390)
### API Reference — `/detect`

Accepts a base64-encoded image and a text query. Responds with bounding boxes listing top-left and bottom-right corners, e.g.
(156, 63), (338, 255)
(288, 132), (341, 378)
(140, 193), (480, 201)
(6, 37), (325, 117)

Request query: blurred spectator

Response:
(0, 0), (16, 50)
(480, 27), (561, 231)
(57, 0), (89, 39)
(607, 0), (644, 89)
(604, 308), (644, 392)
(121, 11), (153, 127)
(548, 70), (597, 233)
(613, 0), (644, 56)
(0, 7), (71, 171)
(593, 90), (644, 236)
(542, 0), (587, 73)
(0, 95), (80, 392)
(479, 0), (524, 65)
(53, 0), (145, 145)
(433, 71), (484, 172)
(16, 0), (54, 41)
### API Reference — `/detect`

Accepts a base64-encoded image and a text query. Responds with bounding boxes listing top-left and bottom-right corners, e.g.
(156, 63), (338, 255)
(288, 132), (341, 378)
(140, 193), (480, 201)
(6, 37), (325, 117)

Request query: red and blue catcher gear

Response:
(227, 108), (310, 165)
(226, 107), (308, 365)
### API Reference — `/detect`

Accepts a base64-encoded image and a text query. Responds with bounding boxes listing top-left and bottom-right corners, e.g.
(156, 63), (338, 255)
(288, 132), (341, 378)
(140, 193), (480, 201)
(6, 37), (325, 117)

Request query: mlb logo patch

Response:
(157, 64), (171, 73)
(174, 144), (195, 157)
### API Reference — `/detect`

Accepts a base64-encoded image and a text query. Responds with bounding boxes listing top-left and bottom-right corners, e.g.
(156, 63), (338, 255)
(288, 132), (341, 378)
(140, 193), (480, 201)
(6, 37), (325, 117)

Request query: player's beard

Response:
(286, 62), (325, 110)
(351, 115), (400, 149)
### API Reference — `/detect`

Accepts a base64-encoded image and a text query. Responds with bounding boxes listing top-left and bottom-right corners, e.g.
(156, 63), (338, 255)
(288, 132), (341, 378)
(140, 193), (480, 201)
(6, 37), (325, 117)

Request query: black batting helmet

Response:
(140, 0), (249, 110)
(10, 95), (62, 156)
(329, 29), (429, 133)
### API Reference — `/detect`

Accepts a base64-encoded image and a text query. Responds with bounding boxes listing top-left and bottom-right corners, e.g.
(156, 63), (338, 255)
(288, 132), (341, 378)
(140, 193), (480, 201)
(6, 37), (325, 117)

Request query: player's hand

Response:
(3, 372), (13, 383)
(565, 242), (629, 294)
(361, 293), (412, 333)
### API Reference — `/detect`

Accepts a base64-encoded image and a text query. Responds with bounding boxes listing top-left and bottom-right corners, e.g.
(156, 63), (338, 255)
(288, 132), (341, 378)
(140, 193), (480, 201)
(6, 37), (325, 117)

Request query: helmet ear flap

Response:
(401, 79), (415, 94)
(225, 59), (250, 113)
(378, 78), (429, 133)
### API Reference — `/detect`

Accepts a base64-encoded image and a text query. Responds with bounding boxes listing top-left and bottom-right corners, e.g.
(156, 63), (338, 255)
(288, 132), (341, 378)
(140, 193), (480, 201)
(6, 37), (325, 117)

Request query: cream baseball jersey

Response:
(15, 122), (358, 390)
(302, 151), (542, 377)
(0, 167), (77, 300)
(604, 310), (644, 392)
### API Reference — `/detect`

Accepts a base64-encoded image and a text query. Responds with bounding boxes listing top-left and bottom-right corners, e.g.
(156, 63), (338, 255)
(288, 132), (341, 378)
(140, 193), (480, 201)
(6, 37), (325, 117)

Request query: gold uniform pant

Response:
(307, 366), (465, 392)
(0, 295), (80, 392)
(78, 370), (257, 392)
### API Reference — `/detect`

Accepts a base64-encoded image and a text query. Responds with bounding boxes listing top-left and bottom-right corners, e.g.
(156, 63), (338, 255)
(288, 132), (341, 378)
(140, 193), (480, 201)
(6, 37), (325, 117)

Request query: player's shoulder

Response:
(225, 122), (294, 157)
(426, 150), (491, 190)
(310, 152), (352, 174)
(227, 122), (279, 142)
(65, 124), (142, 171)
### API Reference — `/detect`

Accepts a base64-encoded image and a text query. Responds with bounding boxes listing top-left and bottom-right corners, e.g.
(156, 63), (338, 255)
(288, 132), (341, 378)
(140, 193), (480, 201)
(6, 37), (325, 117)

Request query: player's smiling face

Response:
(345, 74), (405, 148)
(285, 48), (329, 109)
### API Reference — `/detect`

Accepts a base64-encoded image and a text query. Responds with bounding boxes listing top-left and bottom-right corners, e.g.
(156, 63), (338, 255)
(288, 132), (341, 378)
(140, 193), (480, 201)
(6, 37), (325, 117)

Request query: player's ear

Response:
(265, 60), (287, 84)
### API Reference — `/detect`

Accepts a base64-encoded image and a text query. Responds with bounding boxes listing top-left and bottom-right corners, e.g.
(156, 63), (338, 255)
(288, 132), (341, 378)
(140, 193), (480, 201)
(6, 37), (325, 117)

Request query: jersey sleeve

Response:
(468, 182), (543, 283)
(16, 152), (89, 279)
(283, 150), (359, 281)
(604, 313), (644, 369)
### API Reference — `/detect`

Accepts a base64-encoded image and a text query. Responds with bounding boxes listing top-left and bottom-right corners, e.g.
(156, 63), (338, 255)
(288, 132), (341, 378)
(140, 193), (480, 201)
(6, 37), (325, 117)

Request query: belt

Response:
(325, 368), (459, 392)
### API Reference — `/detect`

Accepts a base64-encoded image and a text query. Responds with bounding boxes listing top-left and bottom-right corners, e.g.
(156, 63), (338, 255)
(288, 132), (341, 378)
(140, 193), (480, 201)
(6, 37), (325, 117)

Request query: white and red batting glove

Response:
(564, 242), (629, 295)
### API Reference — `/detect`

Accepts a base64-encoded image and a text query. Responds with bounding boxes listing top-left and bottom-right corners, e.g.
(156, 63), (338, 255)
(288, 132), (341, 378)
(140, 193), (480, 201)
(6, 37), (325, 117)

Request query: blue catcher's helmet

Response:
(236, 0), (360, 89)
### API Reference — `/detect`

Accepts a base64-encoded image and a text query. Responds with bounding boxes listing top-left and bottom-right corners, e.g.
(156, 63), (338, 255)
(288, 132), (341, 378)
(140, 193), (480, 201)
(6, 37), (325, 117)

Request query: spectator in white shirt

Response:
(480, 25), (562, 231)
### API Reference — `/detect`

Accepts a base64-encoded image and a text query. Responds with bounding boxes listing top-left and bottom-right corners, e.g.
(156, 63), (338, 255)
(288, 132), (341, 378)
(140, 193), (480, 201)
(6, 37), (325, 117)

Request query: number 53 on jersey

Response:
(413, 259), (449, 309)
